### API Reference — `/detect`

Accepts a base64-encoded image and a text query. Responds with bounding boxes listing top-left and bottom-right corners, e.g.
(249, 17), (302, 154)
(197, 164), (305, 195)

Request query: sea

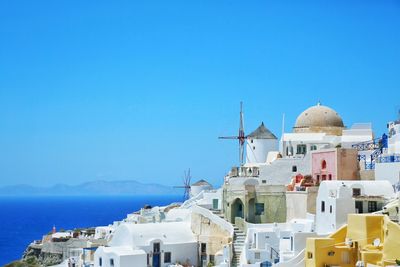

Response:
(0, 195), (181, 266)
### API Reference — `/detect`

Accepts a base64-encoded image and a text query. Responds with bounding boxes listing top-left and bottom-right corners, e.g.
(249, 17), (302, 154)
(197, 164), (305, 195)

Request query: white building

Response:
(375, 118), (400, 186)
(94, 222), (197, 267)
(246, 122), (278, 164)
(241, 218), (316, 266)
(180, 188), (222, 211)
(281, 103), (373, 158)
(315, 180), (395, 235)
(190, 179), (213, 198)
(241, 103), (373, 186)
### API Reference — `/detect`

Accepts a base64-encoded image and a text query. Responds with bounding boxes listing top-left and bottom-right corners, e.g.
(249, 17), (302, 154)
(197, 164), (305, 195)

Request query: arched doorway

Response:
(231, 198), (244, 223)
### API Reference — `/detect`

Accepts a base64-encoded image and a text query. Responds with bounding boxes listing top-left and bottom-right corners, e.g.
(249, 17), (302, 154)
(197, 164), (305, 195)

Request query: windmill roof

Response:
(191, 179), (211, 186)
(247, 122), (277, 139)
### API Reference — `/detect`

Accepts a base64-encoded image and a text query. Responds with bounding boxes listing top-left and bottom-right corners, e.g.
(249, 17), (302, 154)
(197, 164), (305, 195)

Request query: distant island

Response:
(0, 180), (181, 196)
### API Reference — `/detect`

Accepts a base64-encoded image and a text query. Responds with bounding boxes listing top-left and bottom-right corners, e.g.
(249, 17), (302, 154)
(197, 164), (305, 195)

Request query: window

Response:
(297, 144), (307, 155)
(212, 199), (219, 210)
(368, 201), (378, 212)
(321, 160), (327, 170)
(251, 139), (253, 143)
(255, 252), (261, 260)
(321, 201), (325, 212)
(147, 254), (150, 265)
(330, 205), (332, 213)
(110, 259), (114, 267)
(164, 252), (171, 263)
(262, 180), (266, 184)
(153, 243), (160, 253)
(292, 165), (297, 172)
(352, 188), (361, 197)
(328, 174), (332, 180)
(99, 257), (102, 267)
(311, 145), (317, 151)
(307, 252), (313, 259)
(253, 146), (255, 150)
(255, 203), (265, 216)
(201, 243), (207, 253)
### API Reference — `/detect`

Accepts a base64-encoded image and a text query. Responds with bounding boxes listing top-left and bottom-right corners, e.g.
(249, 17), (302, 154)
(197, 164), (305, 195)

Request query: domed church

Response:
(293, 102), (345, 136)
(282, 102), (373, 157)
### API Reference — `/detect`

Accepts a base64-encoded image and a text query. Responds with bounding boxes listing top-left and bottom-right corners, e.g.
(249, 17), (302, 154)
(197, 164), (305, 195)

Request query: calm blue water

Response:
(0, 195), (181, 265)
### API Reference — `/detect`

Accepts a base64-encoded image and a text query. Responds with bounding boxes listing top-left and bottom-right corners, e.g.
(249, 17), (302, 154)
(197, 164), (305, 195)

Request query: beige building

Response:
(222, 167), (287, 224)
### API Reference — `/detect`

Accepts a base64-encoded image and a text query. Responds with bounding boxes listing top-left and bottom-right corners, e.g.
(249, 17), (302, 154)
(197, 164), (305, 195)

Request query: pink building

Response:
(311, 148), (360, 183)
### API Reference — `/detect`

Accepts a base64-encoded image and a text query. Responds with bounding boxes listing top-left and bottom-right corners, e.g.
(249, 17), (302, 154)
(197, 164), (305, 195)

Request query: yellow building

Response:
(305, 214), (400, 267)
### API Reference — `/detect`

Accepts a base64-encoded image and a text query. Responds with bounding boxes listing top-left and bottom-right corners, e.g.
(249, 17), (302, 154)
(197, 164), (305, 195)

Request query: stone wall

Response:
(191, 212), (231, 262)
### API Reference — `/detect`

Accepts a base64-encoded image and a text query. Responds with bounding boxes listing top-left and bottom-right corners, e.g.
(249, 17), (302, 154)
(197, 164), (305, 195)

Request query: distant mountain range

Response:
(0, 180), (182, 196)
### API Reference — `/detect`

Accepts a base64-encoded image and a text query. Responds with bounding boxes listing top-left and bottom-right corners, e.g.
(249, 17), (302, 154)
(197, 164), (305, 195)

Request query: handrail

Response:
(271, 246), (280, 261)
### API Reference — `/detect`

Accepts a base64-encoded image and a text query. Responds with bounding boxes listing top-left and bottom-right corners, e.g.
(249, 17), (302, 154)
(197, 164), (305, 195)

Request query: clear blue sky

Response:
(0, 1), (399, 187)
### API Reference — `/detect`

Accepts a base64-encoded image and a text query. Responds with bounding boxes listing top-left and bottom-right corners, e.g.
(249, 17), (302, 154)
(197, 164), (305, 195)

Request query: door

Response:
(230, 198), (244, 222)
(152, 254), (160, 267)
(212, 199), (219, 210)
(153, 243), (161, 267)
(355, 201), (363, 213)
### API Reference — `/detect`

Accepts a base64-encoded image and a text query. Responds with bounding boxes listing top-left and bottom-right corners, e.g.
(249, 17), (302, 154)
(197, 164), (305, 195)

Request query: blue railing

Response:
(365, 162), (375, 170)
(352, 137), (382, 151)
(377, 154), (400, 163)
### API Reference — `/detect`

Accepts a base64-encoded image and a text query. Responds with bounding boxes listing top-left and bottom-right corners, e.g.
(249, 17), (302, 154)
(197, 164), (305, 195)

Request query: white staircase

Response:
(232, 225), (245, 267)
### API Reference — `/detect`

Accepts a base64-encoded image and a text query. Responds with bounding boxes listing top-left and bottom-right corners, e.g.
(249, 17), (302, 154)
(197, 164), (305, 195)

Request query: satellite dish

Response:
(345, 238), (353, 247)
(373, 238), (381, 247)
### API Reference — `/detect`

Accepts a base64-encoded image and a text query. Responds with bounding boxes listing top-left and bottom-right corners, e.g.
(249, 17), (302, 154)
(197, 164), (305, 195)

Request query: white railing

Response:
(180, 191), (205, 209)
(192, 205), (234, 237)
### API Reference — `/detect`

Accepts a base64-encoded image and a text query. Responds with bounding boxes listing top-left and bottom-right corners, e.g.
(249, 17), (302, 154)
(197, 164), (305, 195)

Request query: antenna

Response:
(219, 102), (247, 165)
(281, 113), (285, 137)
(398, 108), (400, 121)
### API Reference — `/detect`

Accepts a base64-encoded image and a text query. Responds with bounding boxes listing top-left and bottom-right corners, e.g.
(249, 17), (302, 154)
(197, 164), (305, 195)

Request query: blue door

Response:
(153, 243), (161, 267)
(260, 261), (272, 267)
(153, 253), (160, 267)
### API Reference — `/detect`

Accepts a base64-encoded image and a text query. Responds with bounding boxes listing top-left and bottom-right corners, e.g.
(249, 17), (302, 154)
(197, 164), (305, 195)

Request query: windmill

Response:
(219, 102), (246, 165)
(173, 169), (192, 200)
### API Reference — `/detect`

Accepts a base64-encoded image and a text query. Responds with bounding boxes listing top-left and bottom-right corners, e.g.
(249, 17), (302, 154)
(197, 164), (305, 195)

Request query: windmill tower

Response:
(173, 169), (192, 200)
(219, 102), (246, 165)
(245, 122), (278, 164)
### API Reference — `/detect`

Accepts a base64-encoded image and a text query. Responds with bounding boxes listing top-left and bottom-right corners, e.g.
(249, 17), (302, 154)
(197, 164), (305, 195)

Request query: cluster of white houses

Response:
(48, 103), (400, 267)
